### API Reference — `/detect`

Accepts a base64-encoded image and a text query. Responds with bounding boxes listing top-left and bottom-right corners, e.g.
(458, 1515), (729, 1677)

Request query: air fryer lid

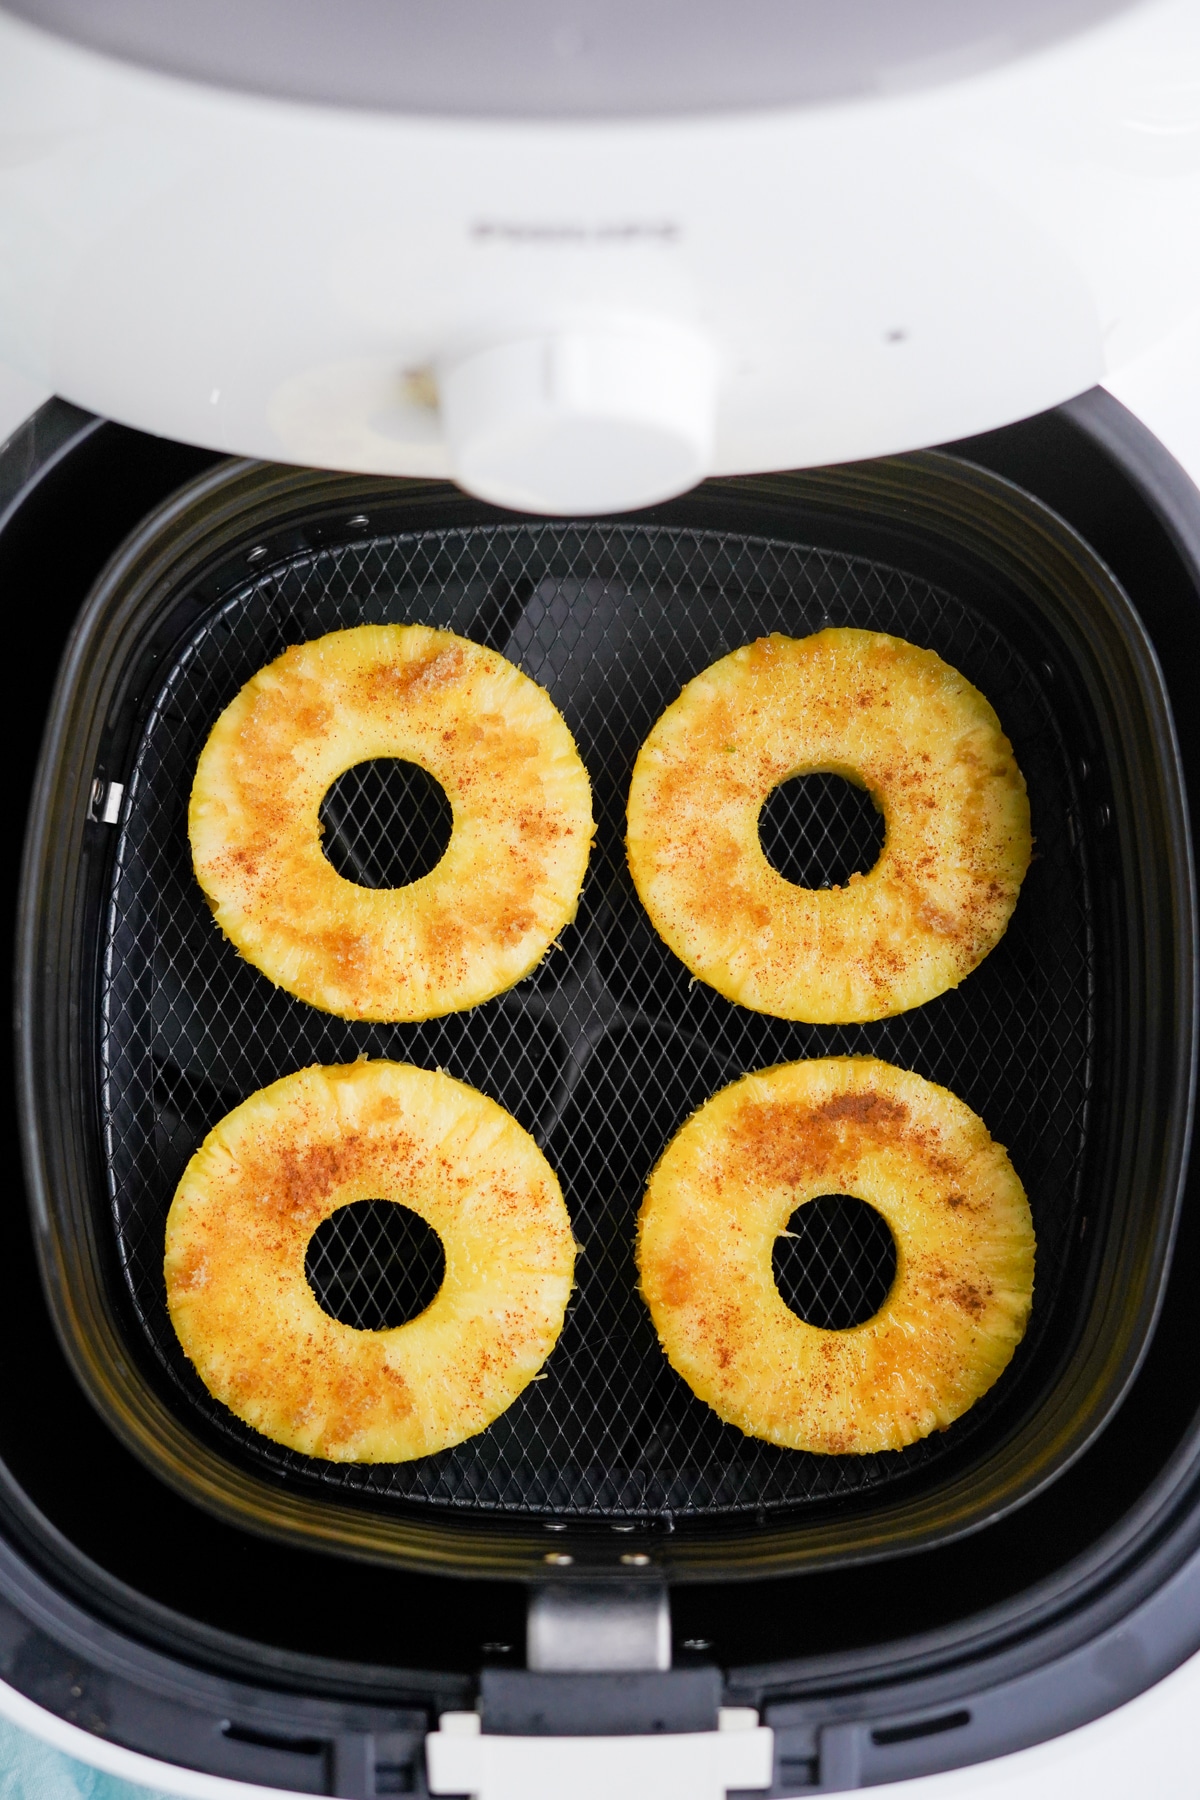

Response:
(19, 452), (1193, 1580)
(0, 0), (1141, 117)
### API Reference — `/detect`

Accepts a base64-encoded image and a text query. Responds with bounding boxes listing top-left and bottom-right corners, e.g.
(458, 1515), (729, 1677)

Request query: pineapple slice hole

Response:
(772, 1193), (897, 1330)
(319, 757), (453, 890)
(759, 771), (885, 890)
(305, 1197), (446, 1330)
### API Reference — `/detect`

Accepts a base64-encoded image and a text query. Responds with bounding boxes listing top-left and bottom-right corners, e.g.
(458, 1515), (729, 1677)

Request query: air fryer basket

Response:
(20, 454), (1193, 1580)
(110, 514), (1085, 1510)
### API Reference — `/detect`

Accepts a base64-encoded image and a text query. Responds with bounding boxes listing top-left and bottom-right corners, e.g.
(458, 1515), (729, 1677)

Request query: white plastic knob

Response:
(438, 325), (717, 516)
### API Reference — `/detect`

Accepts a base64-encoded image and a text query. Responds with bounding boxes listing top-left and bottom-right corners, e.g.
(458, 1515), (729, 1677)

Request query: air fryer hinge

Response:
(477, 1665), (722, 1737)
(526, 1581), (670, 1672)
(332, 1727), (428, 1799)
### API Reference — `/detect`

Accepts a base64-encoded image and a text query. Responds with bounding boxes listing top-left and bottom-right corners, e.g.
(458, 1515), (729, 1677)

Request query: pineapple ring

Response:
(165, 1061), (577, 1463)
(636, 1057), (1034, 1454)
(626, 629), (1031, 1022)
(190, 624), (594, 1021)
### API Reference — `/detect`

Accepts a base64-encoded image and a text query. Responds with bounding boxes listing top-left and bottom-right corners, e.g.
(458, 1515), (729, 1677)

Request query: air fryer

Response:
(6, 1), (1200, 1794)
(0, 386), (1198, 1798)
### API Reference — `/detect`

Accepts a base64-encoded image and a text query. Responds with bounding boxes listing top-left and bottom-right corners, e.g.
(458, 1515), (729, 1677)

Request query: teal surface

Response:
(0, 1717), (173, 1800)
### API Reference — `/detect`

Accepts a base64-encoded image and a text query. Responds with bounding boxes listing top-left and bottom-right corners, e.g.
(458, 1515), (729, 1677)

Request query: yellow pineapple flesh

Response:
(627, 629), (1031, 1023)
(165, 1061), (577, 1462)
(190, 624), (594, 1021)
(637, 1056), (1034, 1454)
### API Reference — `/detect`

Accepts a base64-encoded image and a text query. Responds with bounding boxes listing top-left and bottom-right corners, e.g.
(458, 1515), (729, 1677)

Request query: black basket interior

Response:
(98, 521), (1091, 1521)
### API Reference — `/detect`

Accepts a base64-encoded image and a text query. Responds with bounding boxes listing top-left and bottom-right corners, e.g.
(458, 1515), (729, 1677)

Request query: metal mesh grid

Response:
(320, 759), (453, 890)
(99, 523), (1092, 1519)
(305, 1199), (447, 1332)
(773, 1195), (898, 1331)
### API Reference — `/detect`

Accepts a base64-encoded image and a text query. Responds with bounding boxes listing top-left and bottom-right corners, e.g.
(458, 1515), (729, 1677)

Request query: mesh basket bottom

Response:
(100, 522), (1090, 1519)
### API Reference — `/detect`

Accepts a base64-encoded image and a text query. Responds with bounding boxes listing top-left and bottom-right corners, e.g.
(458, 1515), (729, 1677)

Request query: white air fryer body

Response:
(2, 0), (1200, 511)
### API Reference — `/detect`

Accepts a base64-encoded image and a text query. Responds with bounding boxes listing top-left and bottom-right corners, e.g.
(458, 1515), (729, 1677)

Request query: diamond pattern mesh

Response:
(305, 1200), (446, 1331)
(773, 1196), (897, 1331)
(760, 774), (886, 889)
(320, 759), (453, 889)
(99, 523), (1092, 1519)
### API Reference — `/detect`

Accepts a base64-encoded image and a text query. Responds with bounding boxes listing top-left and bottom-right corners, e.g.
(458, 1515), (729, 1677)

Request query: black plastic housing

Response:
(3, 392), (1200, 1793)
(16, 441), (1195, 1584)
